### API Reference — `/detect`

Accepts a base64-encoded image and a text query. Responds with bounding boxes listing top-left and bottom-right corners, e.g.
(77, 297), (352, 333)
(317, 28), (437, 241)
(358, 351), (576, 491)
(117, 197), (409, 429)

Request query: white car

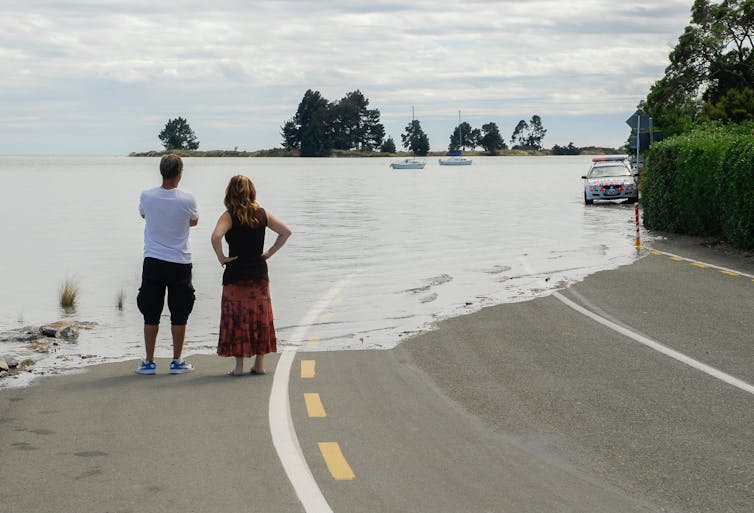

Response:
(582, 157), (638, 205)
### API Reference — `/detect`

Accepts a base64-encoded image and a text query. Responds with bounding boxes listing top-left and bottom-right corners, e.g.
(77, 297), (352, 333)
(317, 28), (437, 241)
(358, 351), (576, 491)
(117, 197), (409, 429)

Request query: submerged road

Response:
(1, 235), (752, 512)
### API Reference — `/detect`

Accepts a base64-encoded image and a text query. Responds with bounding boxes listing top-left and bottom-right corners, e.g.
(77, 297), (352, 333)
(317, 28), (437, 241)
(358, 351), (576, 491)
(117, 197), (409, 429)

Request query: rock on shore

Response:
(0, 320), (95, 380)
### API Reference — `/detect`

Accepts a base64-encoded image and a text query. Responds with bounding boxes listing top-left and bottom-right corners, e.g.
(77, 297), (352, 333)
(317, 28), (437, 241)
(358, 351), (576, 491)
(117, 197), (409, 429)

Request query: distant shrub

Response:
(643, 122), (754, 250)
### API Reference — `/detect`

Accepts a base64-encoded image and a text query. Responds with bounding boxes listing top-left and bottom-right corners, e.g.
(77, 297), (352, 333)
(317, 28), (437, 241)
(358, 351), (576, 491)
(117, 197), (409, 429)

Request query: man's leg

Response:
(137, 258), (166, 366)
(171, 324), (186, 360)
(166, 262), (195, 368)
(144, 324), (159, 361)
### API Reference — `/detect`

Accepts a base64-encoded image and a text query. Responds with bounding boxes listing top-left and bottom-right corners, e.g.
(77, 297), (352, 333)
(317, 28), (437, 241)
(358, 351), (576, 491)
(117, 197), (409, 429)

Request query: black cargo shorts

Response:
(137, 257), (195, 325)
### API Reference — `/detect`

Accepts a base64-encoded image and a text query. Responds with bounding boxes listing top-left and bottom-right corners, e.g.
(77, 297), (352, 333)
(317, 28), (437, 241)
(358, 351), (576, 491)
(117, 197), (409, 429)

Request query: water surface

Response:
(0, 155), (649, 384)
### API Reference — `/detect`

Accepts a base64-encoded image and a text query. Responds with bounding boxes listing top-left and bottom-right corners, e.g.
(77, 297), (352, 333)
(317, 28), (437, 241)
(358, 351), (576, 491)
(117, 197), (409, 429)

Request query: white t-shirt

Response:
(139, 187), (198, 264)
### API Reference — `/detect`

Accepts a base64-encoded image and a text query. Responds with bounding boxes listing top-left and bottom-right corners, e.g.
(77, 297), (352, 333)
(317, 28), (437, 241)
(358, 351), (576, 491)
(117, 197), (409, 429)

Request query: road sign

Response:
(628, 131), (663, 150)
(628, 132), (650, 150)
(626, 110), (651, 130)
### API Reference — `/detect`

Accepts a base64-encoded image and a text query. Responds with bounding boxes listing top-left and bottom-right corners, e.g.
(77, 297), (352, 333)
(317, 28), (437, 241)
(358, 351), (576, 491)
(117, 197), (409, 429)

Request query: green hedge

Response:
(643, 122), (754, 250)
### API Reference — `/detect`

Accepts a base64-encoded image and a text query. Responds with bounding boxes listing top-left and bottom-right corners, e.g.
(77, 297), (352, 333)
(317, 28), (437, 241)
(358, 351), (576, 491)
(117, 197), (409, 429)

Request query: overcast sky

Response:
(1, 1), (694, 155)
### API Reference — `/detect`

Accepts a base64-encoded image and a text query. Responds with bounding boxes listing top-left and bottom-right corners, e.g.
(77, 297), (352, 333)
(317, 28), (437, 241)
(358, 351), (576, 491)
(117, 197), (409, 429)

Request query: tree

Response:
(159, 117), (199, 151)
(527, 115), (547, 149)
(281, 89), (385, 154)
(380, 136), (396, 153)
(329, 90), (385, 151)
(479, 122), (505, 155)
(510, 116), (547, 149)
(641, 0), (754, 132)
(281, 119), (298, 150)
(401, 119), (430, 156)
(291, 89), (331, 157)
(364, 108), (386, 150)
(639, 77), (699, 138)
(448, 122), (480, 152)
(552, 142), (581, 155)
(699, 86), (754, 122)
(510, 120), (529, 148)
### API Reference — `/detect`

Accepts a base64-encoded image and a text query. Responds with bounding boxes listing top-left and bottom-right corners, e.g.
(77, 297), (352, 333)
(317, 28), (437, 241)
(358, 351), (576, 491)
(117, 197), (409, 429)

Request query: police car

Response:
(581, 156), (638, 205)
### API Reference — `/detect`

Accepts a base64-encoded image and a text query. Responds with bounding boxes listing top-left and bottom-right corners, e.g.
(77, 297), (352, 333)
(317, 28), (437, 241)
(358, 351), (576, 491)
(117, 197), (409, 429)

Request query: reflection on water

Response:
(0, 155), (651, 384)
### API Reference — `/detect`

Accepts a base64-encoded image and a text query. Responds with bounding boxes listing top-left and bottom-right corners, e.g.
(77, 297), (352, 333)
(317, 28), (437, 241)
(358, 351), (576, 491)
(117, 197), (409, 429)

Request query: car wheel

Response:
(584, 192), (593, 205)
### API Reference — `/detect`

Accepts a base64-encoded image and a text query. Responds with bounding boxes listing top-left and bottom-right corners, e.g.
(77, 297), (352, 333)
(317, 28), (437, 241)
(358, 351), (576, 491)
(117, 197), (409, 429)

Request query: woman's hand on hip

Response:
(218, 256), (238, 267)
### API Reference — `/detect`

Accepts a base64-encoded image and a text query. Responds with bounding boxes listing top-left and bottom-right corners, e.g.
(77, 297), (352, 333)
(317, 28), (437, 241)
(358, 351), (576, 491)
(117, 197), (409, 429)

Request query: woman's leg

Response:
(251, 353), (266, 374)
(228, 356), (244, 376)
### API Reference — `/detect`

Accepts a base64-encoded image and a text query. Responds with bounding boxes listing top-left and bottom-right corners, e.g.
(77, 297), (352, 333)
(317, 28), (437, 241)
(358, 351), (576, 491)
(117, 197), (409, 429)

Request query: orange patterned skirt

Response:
(217, 278), (277, 357)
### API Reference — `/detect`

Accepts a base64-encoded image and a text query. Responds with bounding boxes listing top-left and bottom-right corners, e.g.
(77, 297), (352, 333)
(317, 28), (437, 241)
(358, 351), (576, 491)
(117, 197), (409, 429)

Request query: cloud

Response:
(0, 0), (693, 153)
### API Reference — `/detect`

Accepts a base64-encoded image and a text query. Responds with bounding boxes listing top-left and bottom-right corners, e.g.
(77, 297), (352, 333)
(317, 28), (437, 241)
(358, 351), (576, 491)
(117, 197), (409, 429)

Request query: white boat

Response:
(390, 106), (427, 170)
(439, 110), (472, 166)
(438, 155), (472, 166)
(390, 158), (426, 169)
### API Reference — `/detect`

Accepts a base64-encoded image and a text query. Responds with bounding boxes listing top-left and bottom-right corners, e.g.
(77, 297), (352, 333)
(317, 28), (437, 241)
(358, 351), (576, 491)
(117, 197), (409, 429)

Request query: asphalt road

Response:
(1, 235), (752, 512)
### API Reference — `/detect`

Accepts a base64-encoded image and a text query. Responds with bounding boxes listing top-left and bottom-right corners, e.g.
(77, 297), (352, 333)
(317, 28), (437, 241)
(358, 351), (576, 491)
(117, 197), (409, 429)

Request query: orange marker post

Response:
(635, 201), (640, 250)
(634, 165), (641, 250)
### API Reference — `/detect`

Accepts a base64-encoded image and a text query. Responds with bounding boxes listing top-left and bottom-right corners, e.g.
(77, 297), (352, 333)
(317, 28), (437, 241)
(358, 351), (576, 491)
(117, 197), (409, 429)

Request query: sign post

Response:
(626, 110), (650, 251)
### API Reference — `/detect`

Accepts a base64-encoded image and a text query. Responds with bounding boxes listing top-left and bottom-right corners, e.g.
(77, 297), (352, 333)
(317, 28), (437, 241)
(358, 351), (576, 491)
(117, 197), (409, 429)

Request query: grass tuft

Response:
(59, 278), (79, 309)
(116, 289), (126, 310)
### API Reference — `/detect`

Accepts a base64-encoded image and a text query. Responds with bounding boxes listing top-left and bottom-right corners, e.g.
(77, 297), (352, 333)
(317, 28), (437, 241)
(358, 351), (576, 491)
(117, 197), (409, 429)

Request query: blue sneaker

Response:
(169, 359), (195, 374)
(135, 360), (156, 375)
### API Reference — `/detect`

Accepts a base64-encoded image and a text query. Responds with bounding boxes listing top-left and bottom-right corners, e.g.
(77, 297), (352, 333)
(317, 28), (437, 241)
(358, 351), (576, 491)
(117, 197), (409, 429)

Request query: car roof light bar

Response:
(592, 156), (628, 162)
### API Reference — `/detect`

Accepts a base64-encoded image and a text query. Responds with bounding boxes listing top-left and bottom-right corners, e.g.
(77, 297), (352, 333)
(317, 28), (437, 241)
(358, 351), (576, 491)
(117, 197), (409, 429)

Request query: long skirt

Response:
(217, 278), (277, 357)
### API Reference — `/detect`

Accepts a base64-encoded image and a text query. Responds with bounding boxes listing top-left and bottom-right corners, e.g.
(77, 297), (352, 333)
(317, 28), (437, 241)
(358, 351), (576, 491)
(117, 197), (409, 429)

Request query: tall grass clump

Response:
(59, 277), (79, 309)
(116, 289), (126, 310)
(643, 122), (754, 250)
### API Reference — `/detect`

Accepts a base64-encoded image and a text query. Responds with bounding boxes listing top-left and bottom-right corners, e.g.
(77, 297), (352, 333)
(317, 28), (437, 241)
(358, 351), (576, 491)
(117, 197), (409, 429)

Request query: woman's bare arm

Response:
(210, 211), (237, 266)
(262, 213), (292, 260)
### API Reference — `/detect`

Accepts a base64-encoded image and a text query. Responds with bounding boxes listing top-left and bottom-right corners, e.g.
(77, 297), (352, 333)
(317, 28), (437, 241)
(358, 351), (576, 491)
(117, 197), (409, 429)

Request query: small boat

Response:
(439, 111), (473, 166)
(391, 158), (426, 169)
(438, 154), (472, 166)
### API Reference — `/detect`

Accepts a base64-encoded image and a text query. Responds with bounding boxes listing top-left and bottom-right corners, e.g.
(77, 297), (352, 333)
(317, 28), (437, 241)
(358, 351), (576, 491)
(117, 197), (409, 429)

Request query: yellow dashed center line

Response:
(301, 360), (316, 379)
(304, 393), (327, 417)
(670, 256), (684, 262)
(318, 442), (355, 480)
(308, 335), (320, 346)
(720, 270), (739, 276)
(650, 250), (663, 256)
(691, 262), (708, 269)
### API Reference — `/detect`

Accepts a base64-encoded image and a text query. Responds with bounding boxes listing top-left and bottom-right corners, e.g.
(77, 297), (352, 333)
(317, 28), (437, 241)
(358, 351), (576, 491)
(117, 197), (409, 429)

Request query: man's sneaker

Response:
(170, 359), (195, 374)
(135, 360), (157, 375)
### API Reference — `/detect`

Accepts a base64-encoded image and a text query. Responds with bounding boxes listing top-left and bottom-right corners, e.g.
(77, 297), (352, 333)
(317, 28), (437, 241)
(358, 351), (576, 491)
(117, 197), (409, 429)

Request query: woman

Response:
(211, 175), (292, 376)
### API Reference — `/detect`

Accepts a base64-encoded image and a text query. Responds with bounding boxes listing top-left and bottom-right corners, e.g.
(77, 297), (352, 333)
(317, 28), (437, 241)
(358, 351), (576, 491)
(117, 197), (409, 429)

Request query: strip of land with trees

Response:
(131, 93), (619, 157)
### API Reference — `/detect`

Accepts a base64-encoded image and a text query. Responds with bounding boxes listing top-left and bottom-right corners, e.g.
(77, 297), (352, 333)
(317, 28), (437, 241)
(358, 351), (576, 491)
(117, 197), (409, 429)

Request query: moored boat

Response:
(440, 111), (473, 166)
(391, 158), (426, 169)
(438, 155), (472, 166)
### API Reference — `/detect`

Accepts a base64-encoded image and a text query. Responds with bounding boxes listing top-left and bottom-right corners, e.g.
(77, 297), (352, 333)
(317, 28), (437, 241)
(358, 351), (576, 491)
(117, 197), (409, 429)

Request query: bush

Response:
(643, 122), (754, 250)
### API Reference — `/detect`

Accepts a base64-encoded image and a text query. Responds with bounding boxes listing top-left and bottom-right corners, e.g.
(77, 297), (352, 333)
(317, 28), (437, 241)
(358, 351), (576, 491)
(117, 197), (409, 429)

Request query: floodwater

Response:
(0, 155), (650, 385)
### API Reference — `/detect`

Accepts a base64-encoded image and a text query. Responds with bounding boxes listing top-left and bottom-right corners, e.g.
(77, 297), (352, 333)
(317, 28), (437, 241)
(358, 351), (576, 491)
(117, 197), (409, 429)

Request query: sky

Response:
(0, 0), (695, 155)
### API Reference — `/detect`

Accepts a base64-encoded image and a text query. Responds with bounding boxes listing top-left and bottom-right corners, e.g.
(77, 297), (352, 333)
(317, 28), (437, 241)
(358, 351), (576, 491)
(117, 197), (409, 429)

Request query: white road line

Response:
(652, 249), (754, 279)
(268, 275), (357, 513)
(521, 258), (754, 396)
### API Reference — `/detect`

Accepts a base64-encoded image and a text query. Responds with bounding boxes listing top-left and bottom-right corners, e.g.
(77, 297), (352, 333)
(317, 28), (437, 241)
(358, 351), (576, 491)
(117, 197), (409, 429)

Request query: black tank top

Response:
(222, 208), (269, 285)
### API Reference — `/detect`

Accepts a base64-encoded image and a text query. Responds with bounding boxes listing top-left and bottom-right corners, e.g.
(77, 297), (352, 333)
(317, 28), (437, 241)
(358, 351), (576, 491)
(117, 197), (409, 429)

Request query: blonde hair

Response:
(224, 175), (260, 227)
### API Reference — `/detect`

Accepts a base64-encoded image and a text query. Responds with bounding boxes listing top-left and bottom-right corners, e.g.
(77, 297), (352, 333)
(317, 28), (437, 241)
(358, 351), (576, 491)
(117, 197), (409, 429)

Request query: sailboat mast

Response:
(459, 110), (462, 151)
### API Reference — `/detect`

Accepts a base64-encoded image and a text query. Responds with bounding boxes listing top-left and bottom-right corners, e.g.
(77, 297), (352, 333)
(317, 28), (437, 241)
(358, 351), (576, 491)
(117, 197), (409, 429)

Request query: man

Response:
(135, 154), (198, 375)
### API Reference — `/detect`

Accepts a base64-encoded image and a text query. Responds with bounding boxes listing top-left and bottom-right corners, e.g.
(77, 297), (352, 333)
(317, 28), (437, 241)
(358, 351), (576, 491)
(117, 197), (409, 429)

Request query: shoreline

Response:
(3, 232), (751, 390)
(127, 147), (622, 158)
